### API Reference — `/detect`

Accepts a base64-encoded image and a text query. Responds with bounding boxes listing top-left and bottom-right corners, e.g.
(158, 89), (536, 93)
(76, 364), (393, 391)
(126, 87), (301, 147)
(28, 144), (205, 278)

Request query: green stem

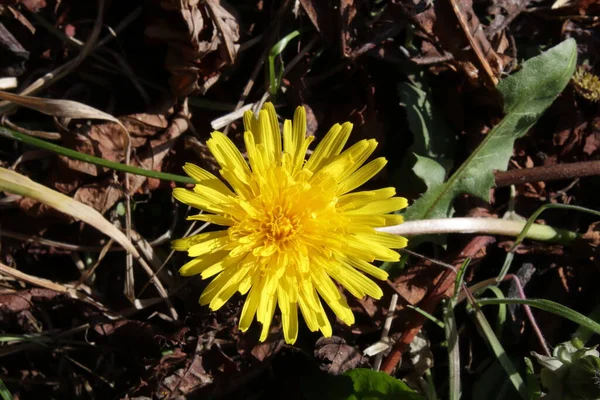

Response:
(0, 126), (195, 184)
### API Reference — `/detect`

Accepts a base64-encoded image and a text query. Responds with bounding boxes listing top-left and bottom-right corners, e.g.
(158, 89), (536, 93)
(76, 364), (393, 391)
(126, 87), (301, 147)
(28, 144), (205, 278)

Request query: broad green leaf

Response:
(342, 369), (424, 400)
(305, 368), (424, 400)
(394, 77), (455, 195)
(404, 38), (577, 221)
(412, 154), (447, 193)
(398, 79), (455, 160)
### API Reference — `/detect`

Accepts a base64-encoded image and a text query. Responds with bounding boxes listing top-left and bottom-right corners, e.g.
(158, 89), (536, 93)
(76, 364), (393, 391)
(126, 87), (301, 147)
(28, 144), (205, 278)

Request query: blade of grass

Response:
(574, 303), (600, 344)
(407, 305), (445, 329)
(465, 290), (530, 399)
(0, 126), (194, 184)
(474, 285), (507, 338)
(478, 298), (600, 336)
(0, 378), (13, 400)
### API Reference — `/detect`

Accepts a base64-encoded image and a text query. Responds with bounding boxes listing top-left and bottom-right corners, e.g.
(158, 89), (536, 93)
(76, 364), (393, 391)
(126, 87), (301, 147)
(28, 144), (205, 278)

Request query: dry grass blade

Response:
(0, 91), (120, 124)
(0, 261), (68, 293)
(0, 167), (178, 319)
(0, 167), (136, 253)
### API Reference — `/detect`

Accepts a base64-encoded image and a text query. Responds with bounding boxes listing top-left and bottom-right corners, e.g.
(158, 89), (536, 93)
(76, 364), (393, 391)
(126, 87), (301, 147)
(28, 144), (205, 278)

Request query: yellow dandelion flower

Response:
(172, 103), (408, 344)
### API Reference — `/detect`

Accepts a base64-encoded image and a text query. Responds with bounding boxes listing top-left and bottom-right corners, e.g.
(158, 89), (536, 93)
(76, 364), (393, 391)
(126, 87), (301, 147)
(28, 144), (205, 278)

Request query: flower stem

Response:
(377, 218), (579, 243)
(0, 126), (195, 184)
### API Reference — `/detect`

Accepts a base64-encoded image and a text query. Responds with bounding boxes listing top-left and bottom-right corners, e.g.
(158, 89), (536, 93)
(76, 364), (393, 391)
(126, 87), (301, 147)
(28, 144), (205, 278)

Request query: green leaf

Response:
(342, 369), (425, 400)
(394, 77), (455, 197)
(398, 79), (455, 160)
(412, 155), (448, 193)
(404, 38), (577, 221)
(306, 368), (425, 400)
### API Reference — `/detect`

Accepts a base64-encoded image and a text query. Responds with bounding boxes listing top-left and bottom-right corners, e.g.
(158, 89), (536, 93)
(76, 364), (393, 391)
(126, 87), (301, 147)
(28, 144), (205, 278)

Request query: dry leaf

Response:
(145, 0), (240, 96)
(314, 336), (364, 375)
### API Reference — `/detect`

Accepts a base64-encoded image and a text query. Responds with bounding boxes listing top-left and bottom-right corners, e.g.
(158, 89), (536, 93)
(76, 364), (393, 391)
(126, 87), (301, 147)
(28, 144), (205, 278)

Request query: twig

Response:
(494, 160), (600, 187)
(373, 294), (398, 371)
(448, 0), (498, 87)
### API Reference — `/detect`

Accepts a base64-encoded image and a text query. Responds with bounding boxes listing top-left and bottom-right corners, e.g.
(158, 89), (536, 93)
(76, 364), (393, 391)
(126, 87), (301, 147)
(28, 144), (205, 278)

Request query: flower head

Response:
(172, 103), (408, 344)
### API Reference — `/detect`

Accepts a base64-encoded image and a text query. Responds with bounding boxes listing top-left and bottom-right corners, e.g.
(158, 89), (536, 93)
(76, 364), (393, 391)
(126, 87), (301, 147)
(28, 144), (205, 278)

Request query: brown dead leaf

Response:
(0, 288), (61, 313)
(582, 221), (600, 247)
(300, 0), (405, 59)
(73, 180), (123, 215)
(157, 336), (213, 399)
(145, 0), (240, 96)
(59, 113), (169, 177)
(0, 288), (63, 332)
(20, 110), (185, 217)
(249, 336), (284, 362)
(413, 0), (506, 87)
(584, 131), (600, 156)
(314, 336), (364, 375)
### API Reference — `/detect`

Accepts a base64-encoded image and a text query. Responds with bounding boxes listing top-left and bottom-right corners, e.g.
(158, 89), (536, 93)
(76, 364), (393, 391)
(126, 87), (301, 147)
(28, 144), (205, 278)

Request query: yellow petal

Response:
(171, 230), (229, 251)
(209, 261), (254, 310)
(337, 187), (396, 210)
(178, 250), (229, 276)
(345, 197), (409, 215)
(187, 213), (235, 226)
(305, 122), (352, 173)
(262, 102), (282, 163)
(183, 163), (234, 196)
(187, 235), (231, 257)
(278, 282), (298, 345)
(172, 188), (225, 214)
(343, 254), (389, 281)
(258, 295), (277, 341)
(337, 157), (387, 194)
(207, 131), (251, 177)
(239, 281), (262, 331)
(201, 253), (246, 279)
(355, 231), (408, 249)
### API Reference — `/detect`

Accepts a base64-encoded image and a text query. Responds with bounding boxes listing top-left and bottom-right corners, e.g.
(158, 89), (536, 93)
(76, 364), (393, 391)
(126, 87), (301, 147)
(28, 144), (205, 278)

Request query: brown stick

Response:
(494, 160), (600, 187)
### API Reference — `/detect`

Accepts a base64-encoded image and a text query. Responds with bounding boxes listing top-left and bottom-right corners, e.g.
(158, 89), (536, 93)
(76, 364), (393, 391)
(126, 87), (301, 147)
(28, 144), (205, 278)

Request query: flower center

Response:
(262, 206), (299, 243)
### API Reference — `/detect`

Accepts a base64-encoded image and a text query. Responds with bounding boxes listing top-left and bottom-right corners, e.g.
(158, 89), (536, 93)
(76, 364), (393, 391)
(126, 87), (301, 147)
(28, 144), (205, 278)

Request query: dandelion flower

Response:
(172, 103), (408, 344)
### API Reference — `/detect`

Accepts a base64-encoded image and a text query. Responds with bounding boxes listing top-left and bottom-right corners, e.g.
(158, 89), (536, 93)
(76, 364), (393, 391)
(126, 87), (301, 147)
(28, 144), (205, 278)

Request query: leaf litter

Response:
(0, 0), (599, 398)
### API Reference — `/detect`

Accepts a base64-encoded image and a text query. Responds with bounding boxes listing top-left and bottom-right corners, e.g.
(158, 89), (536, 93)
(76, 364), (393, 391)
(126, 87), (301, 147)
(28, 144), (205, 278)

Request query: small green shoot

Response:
(267, 30), (301, 97)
